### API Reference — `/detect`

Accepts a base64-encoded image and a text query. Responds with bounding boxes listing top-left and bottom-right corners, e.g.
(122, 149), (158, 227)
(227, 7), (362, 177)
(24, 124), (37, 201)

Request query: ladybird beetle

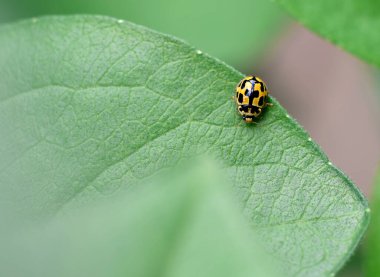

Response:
(235, 75), (271, 123)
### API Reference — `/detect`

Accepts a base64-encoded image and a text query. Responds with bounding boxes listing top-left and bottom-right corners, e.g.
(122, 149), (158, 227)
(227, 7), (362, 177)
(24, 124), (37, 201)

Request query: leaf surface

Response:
(364, 167), (380, 277)
(0, 15), (369, 276)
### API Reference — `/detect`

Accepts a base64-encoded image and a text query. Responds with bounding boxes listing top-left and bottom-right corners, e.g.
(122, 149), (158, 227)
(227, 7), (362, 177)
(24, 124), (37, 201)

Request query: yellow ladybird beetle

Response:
(235, 75), (271, 123)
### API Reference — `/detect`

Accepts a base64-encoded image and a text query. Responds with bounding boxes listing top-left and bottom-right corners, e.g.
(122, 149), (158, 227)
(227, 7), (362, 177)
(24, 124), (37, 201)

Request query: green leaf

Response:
(0, 161), (277, 277)
(274, 0), (380, 67)
(0, 0), (282, 65)
(364, 166), (380, 277)
(0, 15), (369, 275)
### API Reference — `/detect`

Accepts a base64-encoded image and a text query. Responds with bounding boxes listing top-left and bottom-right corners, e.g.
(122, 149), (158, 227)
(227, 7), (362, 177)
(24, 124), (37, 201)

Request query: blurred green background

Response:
(1, 0), (379, 275)
(0, 0), (283, 65)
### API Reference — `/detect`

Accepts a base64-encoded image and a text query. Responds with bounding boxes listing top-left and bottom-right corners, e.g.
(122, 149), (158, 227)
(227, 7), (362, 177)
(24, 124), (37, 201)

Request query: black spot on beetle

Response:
(258, 96), (264, 106)
(252, 90), (259, 98)
(238, 93), (243, 103)
(251, 106), (260, 113)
